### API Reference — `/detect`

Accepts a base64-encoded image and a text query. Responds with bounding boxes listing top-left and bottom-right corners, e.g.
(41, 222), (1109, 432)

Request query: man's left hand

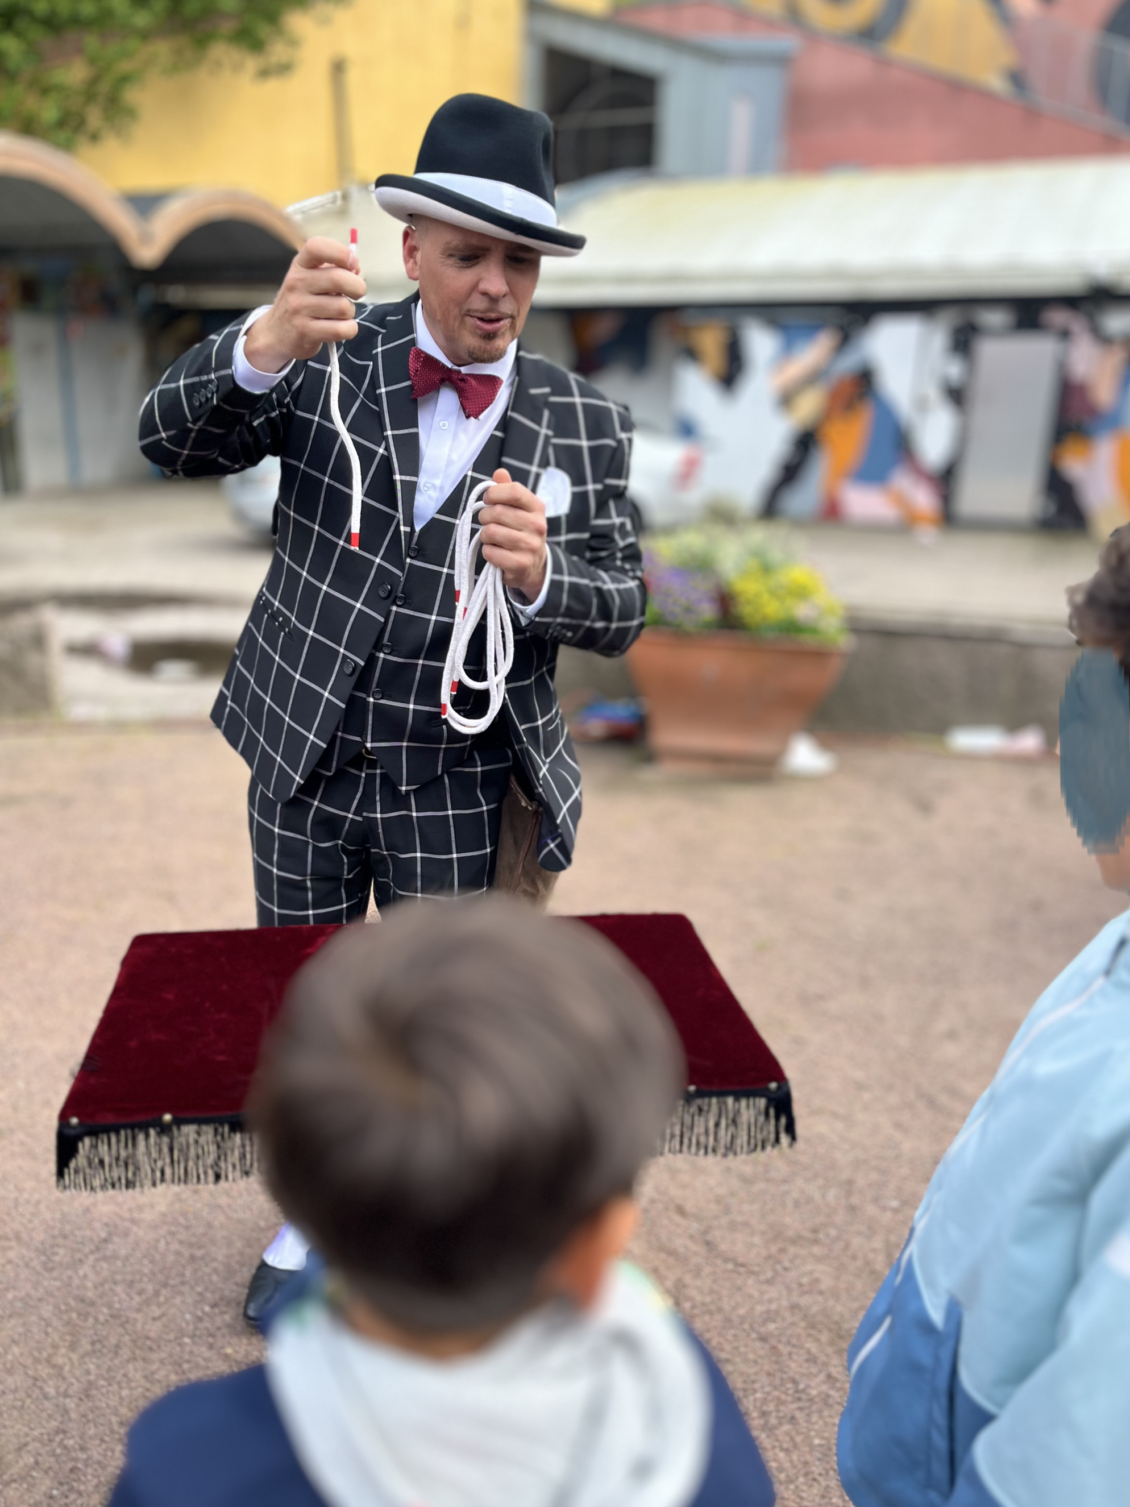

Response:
(479, 468), (548, 602)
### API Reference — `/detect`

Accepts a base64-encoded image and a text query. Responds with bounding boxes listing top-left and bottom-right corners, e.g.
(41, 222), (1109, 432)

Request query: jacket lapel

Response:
(501, 348), (556, 493)
(373, 295), (420, 557)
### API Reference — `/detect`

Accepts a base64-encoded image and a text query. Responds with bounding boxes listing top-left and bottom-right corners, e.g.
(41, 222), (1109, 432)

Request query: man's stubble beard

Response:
(458, 314), (518, 367)
(464, 337), (512, 364)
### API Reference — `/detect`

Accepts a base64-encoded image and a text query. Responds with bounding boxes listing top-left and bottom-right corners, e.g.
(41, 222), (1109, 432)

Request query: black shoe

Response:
(243, 1260), (300, 1332)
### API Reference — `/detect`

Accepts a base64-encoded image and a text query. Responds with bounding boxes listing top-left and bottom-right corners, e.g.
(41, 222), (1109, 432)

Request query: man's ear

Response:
(540, 1197), (640, 1312)
(402, 224), (422, 283)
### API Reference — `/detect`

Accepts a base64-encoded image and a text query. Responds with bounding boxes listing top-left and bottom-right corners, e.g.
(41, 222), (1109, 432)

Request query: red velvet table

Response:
(57, 914), (793, 1191)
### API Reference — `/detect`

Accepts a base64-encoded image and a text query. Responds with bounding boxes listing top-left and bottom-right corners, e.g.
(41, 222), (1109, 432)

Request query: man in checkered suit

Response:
(139, 94), (646, 1321)
(140, 93), (645, 927)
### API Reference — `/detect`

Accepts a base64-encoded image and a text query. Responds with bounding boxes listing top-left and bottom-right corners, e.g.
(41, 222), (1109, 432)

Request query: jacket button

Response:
(408, 544), (420, 558)
(395, 594), (406, 606)
(343, 659), (356, 676)
(378, 583), (391, 600)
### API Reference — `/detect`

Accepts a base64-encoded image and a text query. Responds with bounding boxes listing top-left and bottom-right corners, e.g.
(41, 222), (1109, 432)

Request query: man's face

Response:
(402, 218), (541, 366)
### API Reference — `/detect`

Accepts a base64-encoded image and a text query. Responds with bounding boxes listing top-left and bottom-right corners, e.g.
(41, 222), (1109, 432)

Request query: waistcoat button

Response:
(378, 583), (391, 600)
(408, 544), (420, 558)
(371, 688), (384, 701)
(343, 659), (356, 676)
(395, 594), (406, 606)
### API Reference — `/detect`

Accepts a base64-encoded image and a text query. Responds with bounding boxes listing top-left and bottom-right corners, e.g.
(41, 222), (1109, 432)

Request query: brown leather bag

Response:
(492, 777), (558, 910)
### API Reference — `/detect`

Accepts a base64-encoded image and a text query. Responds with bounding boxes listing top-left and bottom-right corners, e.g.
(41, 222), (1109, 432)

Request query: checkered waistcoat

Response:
(319, 416), (510, 782)
(138, 293), (646, 870)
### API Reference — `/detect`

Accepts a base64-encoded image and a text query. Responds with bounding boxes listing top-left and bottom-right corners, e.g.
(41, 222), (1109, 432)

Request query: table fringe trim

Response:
(661, 1092), (793, 1157)
(59, 1090), (794, 1192)
(59, 1123), (259, 1192)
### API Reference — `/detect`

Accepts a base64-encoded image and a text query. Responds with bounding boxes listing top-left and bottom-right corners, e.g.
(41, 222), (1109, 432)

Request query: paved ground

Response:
(0, 722), (1122, 1507)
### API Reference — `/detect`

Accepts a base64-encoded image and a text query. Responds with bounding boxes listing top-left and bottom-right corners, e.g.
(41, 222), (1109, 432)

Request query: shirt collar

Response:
(414, 301), (517, 383)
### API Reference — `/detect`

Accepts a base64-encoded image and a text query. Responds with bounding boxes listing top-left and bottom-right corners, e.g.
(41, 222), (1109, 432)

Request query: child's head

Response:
(250, 898), (684, 1337)
(1066, 526), (1130, 889)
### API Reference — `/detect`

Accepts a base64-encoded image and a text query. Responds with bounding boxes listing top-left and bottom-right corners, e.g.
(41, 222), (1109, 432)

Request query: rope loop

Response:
(441, 478), (514, 736)
(327, 341), (364, 548)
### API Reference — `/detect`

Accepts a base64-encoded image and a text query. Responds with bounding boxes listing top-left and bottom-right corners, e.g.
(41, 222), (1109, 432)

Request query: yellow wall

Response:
(75, 0), (523, 208)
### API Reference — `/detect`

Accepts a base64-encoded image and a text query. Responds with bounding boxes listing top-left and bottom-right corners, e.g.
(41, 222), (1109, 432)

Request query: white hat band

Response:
(413, 172), (558, 228)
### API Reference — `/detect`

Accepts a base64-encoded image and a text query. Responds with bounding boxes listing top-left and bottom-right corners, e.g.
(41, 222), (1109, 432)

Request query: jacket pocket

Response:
(839, 1251), (962, 1507)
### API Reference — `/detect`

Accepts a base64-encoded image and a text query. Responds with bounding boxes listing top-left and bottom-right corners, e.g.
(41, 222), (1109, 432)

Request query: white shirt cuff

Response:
(508, 549), (552, 622)
(233, 305), (293, 392)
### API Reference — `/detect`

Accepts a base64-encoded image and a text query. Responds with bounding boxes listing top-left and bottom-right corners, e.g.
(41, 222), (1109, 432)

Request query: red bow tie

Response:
(408, 346), (503, 420)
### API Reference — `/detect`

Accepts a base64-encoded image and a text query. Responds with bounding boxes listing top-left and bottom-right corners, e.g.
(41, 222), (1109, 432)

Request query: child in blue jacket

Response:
(839, 528), (1130, 1507)
(109, 898), (774, 1507)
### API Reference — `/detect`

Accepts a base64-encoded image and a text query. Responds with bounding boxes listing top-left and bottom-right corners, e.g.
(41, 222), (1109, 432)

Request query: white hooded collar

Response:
(266, 1261), (711, 1507)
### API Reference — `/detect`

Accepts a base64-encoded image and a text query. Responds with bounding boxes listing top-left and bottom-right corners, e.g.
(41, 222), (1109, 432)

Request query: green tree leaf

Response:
(0, 0), (341, 151)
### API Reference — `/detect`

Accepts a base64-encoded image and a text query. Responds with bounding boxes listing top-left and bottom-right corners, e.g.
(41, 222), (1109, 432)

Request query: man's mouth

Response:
(467, 313), (511, 336)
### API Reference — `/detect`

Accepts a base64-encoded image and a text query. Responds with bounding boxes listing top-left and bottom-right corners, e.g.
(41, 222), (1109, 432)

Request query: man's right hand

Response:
(243, 237), (367, 374)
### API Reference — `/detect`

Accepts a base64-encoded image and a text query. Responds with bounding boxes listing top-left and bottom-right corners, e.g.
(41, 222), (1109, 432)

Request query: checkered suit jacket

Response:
(138, 294), (646, 869)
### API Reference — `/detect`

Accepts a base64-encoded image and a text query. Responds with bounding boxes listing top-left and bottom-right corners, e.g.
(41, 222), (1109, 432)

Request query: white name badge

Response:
(536, 466), (572, 518)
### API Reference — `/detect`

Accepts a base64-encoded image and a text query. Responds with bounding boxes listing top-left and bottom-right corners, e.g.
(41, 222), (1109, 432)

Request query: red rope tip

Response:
(349, 227), (358, 245)
(440, 703), (447, 716)
(350, 532), (360, 549)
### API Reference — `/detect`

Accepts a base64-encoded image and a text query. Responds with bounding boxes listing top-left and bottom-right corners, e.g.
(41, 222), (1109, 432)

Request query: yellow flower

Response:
(728, 561), (845, 640)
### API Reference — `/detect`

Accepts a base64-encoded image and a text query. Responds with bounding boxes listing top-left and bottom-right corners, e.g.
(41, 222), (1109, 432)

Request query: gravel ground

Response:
(0, 725), (1122, 1507)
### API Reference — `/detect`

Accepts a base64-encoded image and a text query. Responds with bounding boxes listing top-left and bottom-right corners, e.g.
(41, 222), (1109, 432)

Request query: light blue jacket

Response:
(838, 910), (1130, 1507)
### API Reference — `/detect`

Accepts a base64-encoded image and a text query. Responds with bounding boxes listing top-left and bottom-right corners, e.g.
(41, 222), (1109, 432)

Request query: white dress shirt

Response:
(233, 304), (550, 616)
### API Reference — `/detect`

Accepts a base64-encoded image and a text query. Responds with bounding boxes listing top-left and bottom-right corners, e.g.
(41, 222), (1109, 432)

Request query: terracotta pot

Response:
(626, 627), (850, 777)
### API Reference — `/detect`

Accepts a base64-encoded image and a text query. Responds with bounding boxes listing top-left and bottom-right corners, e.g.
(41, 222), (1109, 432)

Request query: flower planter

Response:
(627, 627), (851, 777)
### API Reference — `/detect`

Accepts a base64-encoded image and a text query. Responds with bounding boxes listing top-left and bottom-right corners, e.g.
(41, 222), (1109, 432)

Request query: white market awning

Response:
(535, 156), (1130, 308)
(291, 156), (1130, 311)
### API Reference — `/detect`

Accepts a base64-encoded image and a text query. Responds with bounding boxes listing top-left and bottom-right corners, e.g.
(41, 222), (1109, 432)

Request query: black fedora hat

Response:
(374, 93), (585, 258)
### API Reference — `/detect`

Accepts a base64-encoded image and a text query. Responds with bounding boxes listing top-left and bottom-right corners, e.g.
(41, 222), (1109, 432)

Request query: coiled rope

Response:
(441, 478), (514, 735)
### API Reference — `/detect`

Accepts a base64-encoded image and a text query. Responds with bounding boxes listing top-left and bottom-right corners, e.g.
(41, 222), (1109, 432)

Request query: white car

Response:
(223, 432), (708, 542)
(627, 429), (708, 532)
(222, 455), (281, 541)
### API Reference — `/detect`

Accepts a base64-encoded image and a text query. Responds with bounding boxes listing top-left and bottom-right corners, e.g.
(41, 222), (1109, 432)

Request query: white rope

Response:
(327, 340), (364, 549)
(441, 478), (514, 735)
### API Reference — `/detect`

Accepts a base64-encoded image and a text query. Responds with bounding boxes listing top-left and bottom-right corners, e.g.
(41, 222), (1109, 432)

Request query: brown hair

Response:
(249, 897), (683, 1332)
(1067, 525), (1130, 666)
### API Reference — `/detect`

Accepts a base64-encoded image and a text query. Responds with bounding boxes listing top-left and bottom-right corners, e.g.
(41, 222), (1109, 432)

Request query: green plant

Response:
(642, 524), (847, 643)
(0, 0), (340, 150)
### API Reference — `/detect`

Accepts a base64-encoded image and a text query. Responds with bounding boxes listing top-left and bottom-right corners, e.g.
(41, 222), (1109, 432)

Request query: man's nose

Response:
(477, 256), (509, 300)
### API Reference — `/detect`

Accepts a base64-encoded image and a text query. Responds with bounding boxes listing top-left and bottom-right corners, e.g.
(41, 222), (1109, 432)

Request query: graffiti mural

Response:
(714, 0), (1130, 127)
(770, 0), (1021, 92)
(762, 323), (944, 526)
(553, 300), (1130, 533)
(1042, 305), (1130, 535)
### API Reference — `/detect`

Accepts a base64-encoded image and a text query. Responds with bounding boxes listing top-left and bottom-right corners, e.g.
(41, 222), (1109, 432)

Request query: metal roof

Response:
(291, 156), (1130, 310)
(534, 156), (1130, 307)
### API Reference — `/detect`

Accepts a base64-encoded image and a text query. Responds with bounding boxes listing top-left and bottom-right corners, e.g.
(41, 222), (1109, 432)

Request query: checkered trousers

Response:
(249, 744), (513, 925)
(138, 293), (647, 871)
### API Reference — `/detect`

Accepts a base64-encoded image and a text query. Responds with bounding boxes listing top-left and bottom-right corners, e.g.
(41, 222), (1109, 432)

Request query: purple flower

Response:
(643, 548), (721, 632)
